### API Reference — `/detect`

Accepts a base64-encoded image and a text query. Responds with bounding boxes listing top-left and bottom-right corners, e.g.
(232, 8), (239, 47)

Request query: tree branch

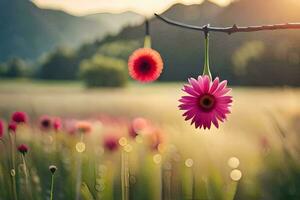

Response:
(154, 13), (300, 34)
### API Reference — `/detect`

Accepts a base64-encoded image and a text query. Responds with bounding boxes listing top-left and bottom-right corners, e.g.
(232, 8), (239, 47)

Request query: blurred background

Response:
(0, 0), (300, 200)
(0, 0), (300, 85)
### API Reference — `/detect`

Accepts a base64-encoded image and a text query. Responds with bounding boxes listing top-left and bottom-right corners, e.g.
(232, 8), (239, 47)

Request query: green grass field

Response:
(0, 80), (300, 200)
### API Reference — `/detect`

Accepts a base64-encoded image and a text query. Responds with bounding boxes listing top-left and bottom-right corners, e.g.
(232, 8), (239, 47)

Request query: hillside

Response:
(0, 0), (143, 62)
(96, 0), (300, 85)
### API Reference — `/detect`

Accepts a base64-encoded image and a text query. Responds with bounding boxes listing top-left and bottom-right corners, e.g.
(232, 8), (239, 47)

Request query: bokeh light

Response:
(230, 169), (242, 181)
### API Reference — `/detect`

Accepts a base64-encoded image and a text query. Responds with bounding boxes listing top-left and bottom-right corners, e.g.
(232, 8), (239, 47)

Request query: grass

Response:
(0, 80), (300, 199)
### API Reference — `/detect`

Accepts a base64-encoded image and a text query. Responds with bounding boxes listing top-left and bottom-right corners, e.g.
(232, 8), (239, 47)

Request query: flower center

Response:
(42, 120), (50, 128)
(198, 94), (216, 112)
(139, 61), (151, 73)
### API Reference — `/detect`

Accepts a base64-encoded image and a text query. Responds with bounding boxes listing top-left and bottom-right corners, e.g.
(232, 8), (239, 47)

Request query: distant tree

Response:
(0, 63), (7, 77)
(79, 55), (127, 87)
(4, 58), (27, 78)
(37, 47), (79, 80)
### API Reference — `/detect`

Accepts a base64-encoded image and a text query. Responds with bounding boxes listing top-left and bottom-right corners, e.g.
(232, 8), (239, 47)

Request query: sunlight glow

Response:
(32, 0), (234, 16)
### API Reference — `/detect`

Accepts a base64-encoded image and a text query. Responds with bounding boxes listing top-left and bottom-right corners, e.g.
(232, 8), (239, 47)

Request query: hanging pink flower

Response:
(128, 48), (163, 82)
(179, 75), (232, 129)
(11, 111), (28, 124)
(0, 120), (4, 138)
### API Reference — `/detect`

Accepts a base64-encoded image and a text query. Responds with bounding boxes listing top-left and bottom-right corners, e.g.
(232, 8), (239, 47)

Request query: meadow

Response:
(0, 80), (300, 200)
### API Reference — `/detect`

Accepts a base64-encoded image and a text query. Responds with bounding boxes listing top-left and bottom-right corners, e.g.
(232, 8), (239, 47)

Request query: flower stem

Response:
(121, 150), (129, 200)
(75, 133), (84, 200)
(144, 36), (152, 49)
(50, 174), (54, 200)
(8, 132), (18, 200)
(202, 33), (212, 79)
(226, 181), (238, 200)
(144, 19), (152, 48)
(21, 154), (32, 199)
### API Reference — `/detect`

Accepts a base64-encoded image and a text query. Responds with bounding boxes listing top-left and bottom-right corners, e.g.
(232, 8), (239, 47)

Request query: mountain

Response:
(85, 11), (144, 34)
(0, 0), (143, 62)
(96, 0), (300, 85)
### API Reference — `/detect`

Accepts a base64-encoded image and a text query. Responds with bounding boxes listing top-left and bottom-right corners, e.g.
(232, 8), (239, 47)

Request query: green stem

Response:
(50, 174), (54, 200)
(121, 150), (129, 200)
(203, 33), (212, 79)
(8, 132), (18, 200)
(226, 181), (238, 200)
(144, 35), (152, 48)
(21, 154), (32, 199)
(75, 133), (84, 200)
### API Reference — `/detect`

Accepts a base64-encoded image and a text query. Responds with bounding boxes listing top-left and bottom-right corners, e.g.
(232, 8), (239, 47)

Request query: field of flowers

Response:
(0, 81), (300, 200)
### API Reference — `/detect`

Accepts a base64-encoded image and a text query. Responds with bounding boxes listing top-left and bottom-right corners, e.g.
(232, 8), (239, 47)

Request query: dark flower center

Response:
(198, 94), (216, 112)
(41, 120), (51, 128)
(139, 61), (151, 73)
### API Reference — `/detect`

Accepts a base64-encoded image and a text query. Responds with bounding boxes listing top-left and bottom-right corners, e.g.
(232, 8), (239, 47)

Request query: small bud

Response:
(8, 122), (17, 133)
(17, 144), (28, 155)
(49, 165), (57, 174)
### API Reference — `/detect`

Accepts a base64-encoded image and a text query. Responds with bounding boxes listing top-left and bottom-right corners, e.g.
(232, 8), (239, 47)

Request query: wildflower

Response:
(179, 75), (232, 129)
(8, 122), (17, 133)
(39, 115), (53, 131)
(53, 117), (62, 131)
(76, 121), (92, 134)
(49, 165), (57, 174)
(103, 134), (119, 152)
(0, 119), (4, 138)
(128, 48), (163, 82)
(128, 117), (149, 138)
(148, 128), (166, 151)
(17, 144), (29, 155)
(11, 111), (28, 124)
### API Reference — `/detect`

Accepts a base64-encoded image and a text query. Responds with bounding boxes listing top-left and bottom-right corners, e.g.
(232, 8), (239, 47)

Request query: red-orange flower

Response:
(76, 121), (92, 134)
(128, 48), (163, 82)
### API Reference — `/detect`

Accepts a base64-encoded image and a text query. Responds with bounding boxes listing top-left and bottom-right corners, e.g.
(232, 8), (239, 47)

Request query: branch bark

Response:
(154, 13), (300, 34)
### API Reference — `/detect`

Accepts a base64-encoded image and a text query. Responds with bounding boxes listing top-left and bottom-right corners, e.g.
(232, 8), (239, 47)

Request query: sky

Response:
(32, 0), (234, 16)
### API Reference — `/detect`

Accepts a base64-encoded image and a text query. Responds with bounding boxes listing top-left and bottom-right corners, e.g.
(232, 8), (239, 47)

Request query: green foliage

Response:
(79, 55), (127, 87)
(97, 40), (141, 59)
(0, 57), (27, 78)
(37, 48), (79, 80)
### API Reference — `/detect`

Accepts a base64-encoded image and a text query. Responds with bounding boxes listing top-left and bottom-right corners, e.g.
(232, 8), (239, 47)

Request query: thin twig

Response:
(154, 13), (300, 34)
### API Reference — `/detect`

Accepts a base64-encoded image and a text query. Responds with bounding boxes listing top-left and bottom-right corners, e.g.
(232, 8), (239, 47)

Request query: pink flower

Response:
(0, 120), (4, 138)
(17, 144), (29, 155)
(8, 122), (17, 133)
(128, 48), (163, 83)
(103, 134), (120, 152)
(53, 117), (62, 131)
(11, 111), (28, 124)
(179, 75), (232, 129)
(128, 117), (149, 138)
(148, 128), (166, 151)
